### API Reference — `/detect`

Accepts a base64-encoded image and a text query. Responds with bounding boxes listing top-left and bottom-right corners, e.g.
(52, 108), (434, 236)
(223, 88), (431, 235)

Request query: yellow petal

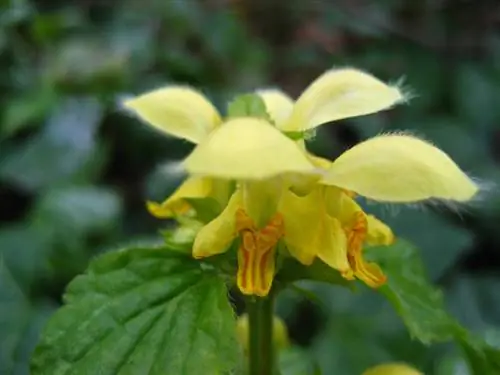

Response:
(192, 190), (242, 258)
(184, 117), (316, 179)
(366, 215), (394, 246)
(321, 134), (479, 202)
(308, 153), (332, 170)
(123, 87), (221, 144)
(256, 89), (294, 128)
(146, 177), (212, 218)
(316, 215), (349, 271)
(278, 188), (322, 265)
(281, 68), (404, 132)
(324, 186), (363, 225)
(279, 188), (349, 271)
(361, 363), (423, 375)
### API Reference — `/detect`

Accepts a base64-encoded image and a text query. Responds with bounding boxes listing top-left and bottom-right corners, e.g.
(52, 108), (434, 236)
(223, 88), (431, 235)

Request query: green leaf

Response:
(279, 346), (318, 375)
(366, 240), (500, 373)
(31, 245), (242, 375)
(0, 98), (104, 191)
(361, 206), (473, 280)
(435, 328), (500, 375)
(183, 197), (222, 223)
(367, 240), (458, 344)
(0, 262), (57, 375)
(226, 93), (272, 122)
(456, 330), (500, 374)
(0, 225), (53, 290)
(1, 88), (58, 138)
(160, 224), (202, 255)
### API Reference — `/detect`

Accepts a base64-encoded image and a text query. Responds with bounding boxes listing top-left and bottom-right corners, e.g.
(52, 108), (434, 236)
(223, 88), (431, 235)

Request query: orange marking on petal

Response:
(342, 211), (387, 288)
(235, 211), (284, 296)
(258, 250), (269, 294)
(235, 209), (255, 232)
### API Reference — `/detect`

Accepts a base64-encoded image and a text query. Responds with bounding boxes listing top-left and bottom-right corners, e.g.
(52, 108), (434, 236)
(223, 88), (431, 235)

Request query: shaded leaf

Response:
(367, 241), (500, 373)
(0, 263), (57, 375)
(367, 240), (458, 344)
(453, 64), (500, 127)
(362, 206), (473, 280)
(0, 225), (52, 290)
(276, 257), (350, 289)
(160, 224), (202, 255)
(279, 346), (318, 375)
(31, 186), (122, 236)
(456, 329), (500, 375)
(0, 98), (103, 191)
(1, 88), (58, 138)
(31, 245), (242, 375)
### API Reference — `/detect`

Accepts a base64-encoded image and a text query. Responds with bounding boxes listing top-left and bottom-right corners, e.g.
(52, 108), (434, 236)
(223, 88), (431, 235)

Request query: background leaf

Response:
(367, 240), (458, 343)
(366, 241), (500, 373)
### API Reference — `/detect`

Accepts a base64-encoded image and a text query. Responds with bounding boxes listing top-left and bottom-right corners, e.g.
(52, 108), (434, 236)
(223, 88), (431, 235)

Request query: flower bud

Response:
(361, 363), (423, 375)
(236, 313), (290, 354)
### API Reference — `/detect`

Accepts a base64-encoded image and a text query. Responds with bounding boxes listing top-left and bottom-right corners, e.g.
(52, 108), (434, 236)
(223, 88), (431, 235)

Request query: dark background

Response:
(1, 0), (500, 374)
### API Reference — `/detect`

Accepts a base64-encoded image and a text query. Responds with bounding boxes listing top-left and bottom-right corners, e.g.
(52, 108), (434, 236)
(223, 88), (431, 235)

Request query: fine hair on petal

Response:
(390, 75), (416, 105)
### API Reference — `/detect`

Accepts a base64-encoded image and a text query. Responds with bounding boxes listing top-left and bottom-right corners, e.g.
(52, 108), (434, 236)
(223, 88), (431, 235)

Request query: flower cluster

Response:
(125, 68), (478, 296)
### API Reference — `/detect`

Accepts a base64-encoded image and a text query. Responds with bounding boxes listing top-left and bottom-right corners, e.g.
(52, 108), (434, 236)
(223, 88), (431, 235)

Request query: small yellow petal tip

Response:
(146, 200), (180, 219)
(361, 363), (423, 375)
(146, 177), (213, 219)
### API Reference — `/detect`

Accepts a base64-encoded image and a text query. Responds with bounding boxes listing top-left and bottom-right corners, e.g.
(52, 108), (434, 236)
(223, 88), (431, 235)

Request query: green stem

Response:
(246, 293), (275, 375)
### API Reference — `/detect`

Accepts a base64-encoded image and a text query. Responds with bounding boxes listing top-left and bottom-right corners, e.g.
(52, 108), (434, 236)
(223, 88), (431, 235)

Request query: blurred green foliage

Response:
(1, 0), (500, 374)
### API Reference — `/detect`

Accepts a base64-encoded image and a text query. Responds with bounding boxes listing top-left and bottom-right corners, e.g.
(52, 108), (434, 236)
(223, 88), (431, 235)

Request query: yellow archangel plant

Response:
(124, 68), (478, 297)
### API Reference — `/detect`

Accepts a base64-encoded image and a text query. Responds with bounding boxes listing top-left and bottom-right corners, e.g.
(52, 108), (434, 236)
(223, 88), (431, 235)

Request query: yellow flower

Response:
(127, 68), (479, 297)
(361, 363), (424, 375)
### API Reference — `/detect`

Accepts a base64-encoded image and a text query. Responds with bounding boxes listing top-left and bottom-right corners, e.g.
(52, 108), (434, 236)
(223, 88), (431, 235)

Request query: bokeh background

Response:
(1, 0), (500, 374)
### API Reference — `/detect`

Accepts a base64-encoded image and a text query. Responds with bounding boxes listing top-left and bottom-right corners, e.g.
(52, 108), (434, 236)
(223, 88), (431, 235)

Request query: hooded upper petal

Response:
(146, 176), (212, 218)
(256, 89), (294, 128)
(321, 134), (479, 202)
(184, 117), (316, 179)
(281, 68), (404, 132)
(123, 86), (221, 144)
